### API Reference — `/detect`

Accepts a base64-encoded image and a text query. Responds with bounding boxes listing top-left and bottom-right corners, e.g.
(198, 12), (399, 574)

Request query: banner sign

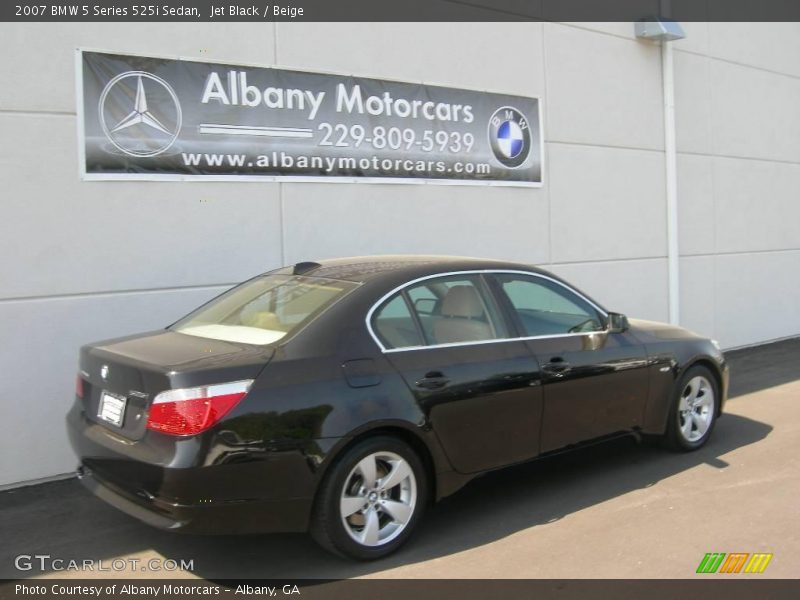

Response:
(78, 50), (543, 186)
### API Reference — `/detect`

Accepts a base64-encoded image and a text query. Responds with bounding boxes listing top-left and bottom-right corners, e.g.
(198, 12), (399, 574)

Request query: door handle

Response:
(415, 371), (450, 390)
(542, 357), (571, 377)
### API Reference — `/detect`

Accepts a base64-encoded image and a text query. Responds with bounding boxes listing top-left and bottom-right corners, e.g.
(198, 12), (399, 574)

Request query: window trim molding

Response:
(401, 288), (429, 346)
(366, 269), (610, 354)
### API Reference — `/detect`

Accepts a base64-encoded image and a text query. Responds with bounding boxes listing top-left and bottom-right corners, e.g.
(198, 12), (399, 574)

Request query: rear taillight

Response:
(76, 376), (85, 399)
(146, 380), (253, 436)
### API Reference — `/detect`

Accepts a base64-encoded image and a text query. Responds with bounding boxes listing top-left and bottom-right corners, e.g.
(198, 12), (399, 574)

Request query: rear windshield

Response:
(170, 274), (358, 345)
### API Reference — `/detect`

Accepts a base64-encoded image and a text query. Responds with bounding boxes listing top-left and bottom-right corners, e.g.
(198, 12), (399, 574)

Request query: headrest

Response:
(241, 311), (281, 330)
(440, 285), (484, 319)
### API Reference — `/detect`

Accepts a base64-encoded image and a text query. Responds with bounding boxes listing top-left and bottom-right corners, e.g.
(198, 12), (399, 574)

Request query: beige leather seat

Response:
(433, 285), (493, 344)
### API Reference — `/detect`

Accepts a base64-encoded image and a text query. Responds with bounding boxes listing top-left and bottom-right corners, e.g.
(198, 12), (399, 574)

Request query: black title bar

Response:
(3, 0), (800, 22)
(2, 579), (800, 600)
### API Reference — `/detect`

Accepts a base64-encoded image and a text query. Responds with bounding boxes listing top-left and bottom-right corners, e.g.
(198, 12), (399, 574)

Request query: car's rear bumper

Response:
(66, 403), (321, 534)
(76, 463), (311, 534)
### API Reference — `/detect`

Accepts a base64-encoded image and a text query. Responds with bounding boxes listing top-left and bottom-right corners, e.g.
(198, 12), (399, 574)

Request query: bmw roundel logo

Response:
(488, 106), (532, 168)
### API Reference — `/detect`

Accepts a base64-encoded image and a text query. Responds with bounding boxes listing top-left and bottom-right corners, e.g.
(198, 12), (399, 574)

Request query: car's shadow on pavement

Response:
(0, 412), (772, 580)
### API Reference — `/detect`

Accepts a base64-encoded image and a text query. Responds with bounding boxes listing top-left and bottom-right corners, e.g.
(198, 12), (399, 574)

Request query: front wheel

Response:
(663, 365), (719, 451)
(310, 436), (428, 560)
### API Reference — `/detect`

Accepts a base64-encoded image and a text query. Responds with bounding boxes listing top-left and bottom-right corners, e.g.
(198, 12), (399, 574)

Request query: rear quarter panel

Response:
(226, 286), (457, 497)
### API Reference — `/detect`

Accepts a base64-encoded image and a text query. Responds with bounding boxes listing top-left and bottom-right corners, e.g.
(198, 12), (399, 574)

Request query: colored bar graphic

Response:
(696, 552), (773, 574)
(720, 553), (749, 573)
(697, 553), (726, 574)
(744, 553), (773, 573)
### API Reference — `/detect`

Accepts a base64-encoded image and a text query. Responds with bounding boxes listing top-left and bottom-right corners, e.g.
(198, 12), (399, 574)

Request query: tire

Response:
(310, 436), (428, 560)
(663, 365), (720, 451)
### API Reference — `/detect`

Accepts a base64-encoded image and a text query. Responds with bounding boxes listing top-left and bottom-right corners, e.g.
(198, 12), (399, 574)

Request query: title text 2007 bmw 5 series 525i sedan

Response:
(67, 256), (728, 559)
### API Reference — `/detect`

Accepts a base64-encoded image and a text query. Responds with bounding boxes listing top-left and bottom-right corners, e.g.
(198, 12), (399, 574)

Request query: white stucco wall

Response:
(0, 22), (798, 486)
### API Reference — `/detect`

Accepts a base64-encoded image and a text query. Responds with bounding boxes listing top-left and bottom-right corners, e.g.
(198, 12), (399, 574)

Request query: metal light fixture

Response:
(635, 19), (686, 42)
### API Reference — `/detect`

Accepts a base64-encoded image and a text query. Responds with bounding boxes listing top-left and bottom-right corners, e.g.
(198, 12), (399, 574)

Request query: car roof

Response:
(274, 255), (551, 284)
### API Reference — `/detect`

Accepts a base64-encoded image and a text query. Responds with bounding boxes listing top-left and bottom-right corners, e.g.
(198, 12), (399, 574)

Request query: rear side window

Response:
(372, 295), (424, 350)
(372, 275), (507, 349)
(171, 275), (358, 345)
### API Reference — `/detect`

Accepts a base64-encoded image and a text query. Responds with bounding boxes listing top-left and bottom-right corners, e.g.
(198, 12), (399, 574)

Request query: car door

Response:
(488, 272), (649, 453)
(371, 273), (544, 474)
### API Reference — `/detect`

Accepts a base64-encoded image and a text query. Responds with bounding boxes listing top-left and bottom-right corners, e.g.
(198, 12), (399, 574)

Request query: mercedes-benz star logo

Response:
(98, 71), (182, 158)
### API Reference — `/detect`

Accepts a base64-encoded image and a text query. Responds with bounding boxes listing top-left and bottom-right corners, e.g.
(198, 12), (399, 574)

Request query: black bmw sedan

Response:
(68, 256), (728, 559)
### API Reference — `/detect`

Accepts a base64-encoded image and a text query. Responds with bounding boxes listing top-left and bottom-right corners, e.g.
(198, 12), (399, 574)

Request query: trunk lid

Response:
(79, 329), (273, 440)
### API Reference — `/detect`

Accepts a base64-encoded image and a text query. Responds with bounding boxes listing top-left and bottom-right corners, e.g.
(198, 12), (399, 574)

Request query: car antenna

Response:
(293, 261), (321, 275)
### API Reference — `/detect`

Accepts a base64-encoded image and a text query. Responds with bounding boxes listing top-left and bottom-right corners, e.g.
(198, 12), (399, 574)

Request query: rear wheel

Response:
(310, 436), (428, 560)
(664, 365), (719, 451)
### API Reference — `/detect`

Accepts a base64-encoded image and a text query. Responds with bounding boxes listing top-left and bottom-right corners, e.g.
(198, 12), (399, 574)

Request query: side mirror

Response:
(607, 312), (629, 333)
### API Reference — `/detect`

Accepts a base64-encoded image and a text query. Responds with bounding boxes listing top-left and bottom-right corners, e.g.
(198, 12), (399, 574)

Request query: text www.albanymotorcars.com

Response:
(181, 151), (492, 176)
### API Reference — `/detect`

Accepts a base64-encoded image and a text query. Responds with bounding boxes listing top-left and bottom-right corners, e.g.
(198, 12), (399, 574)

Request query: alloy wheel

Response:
(339, 451), (417, 547)
(678, 375), (715, 443)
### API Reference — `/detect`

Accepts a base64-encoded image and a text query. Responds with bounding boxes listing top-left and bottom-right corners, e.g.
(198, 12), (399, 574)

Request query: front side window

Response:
(372, 275), (507, 349)
(494, 274), (604, 336)
(171, 275), (358, 345)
